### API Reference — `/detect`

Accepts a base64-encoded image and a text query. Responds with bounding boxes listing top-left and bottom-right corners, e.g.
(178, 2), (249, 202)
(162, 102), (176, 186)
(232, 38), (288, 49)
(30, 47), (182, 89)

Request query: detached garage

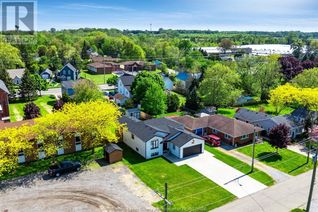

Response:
(168, 133), (204, 159)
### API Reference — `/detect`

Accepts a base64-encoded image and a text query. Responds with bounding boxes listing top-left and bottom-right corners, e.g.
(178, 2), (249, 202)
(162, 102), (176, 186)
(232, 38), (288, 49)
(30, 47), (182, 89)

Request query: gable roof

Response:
(120, 116), (202, 148)
(105, 143), (122, 154)
(171, 115), (263, 137)
(235, 108), (272, 123)
(41, 68), (53, 76)
(120, 61), (145, 66)
(7, 68), (25, 79)
(0, 80), (10, 94)
(60, 63), (78, 73)
(119, 73), (135, 91)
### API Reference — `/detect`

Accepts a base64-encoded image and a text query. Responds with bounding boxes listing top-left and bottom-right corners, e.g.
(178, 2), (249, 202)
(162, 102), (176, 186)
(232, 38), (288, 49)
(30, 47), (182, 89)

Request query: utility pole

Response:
(156, 183), (172, 212)
(251, 128), (256, 172)
(306, 144), (318, 212)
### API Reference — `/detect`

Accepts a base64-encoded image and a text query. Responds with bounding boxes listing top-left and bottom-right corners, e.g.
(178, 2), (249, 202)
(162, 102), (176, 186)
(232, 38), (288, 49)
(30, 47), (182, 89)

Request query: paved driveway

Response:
(165, 151), (267, 198)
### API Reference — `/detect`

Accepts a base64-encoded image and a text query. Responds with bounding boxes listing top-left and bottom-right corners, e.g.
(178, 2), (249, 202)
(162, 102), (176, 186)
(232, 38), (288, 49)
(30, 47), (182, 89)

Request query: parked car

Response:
(48, 160), (81, 177)
(202, 134), (221, 147)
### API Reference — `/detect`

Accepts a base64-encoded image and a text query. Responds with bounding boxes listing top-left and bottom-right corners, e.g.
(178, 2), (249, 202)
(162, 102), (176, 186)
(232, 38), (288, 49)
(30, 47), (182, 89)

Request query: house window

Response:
(75, 134), (82, 152)
(131, 133), (135, 140)
(151, 152), (159, 157)
(241, 135), (248, 140)
(172, 144), (176, 150)
(212, 128), (218, 134)
(225, 134), (232, 140)
(151, 140), (159, 149)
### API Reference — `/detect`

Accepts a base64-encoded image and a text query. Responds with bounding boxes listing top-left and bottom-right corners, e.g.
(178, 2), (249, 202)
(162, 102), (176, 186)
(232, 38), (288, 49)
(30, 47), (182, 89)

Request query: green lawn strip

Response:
(237, 142), (313, 176)
(0, 147), (104, 181)
(155, 111), (186, 118)
(9, 104), (18, 122)
(120, 144), (236, 211)
(205, 145), (274, 186)
(80, 71), (113, 85)
(217, 108), (236, 118)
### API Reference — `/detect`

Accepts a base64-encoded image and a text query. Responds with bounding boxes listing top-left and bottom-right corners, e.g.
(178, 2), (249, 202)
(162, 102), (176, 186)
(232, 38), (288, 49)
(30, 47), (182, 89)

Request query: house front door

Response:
(163, 142), (168, 151)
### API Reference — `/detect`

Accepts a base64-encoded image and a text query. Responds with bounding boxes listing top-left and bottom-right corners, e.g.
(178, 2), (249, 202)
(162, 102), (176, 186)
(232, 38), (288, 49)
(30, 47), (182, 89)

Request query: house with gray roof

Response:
(120, 116), (204, 159)
(235, 108), (272, 124)
(58, 63), (79, 81)
(40, 68), (53, 80)
(7, 68), (25, 85)
(116, 73), (135, 105)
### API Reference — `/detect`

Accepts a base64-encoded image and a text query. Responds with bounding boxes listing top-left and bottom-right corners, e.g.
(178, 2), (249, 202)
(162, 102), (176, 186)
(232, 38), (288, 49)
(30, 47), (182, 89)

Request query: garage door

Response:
(183, 144), (202, 158)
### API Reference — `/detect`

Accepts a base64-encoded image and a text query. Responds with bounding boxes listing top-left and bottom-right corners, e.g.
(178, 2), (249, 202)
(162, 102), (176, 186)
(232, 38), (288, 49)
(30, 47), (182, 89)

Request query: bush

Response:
(23, 102), (41, 120)
(107, 75), (119, 85)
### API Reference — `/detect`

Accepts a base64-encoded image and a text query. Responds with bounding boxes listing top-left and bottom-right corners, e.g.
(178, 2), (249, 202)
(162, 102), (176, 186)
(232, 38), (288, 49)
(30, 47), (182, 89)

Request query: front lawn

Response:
(155, 111), (186, 118)
(80, 70), (113, 85)
(9, 96), (55, 122)
(237, 142), (313, 176)
(121, 144), (236, 211)
(205, 145), (274, 186)
(0, 147), (104, 181)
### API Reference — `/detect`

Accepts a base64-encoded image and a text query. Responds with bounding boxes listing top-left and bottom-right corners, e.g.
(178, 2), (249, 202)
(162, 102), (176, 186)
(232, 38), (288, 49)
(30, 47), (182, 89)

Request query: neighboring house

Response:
(0, 120), (87, 164)
(61, 81), (77, 96)
(172, 115), (262, 146)
(235, 108), (272, 124)
(120, 116), (204, 159)
(120, 61), (145, 72)
(91, 55), (120, 63)
(58, 63), (79, 81)
(7, 68), (25, 85)
(114, 93), (129, 106)
(163, 76), (174, 91)
(235, 96), (255, 106)
(0, 80), (10, 122)
(291, 108), (318, 123)
(40, 68), (53, 80)
(175, 72), (201, 90)
(125, 108), (141, 120)
(87, 62), (120, 74)
(117, 73), (135, 101)
(253, 115), (304, 139)
(235, 108), (305, 139)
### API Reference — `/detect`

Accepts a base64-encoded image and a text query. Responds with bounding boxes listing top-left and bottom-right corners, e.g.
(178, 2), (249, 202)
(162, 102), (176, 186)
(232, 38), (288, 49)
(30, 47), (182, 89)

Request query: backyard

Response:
(205, 145), (274, 186)
(218, 103), (295, 118)
(237, 142), (313, 176)
(9, 95), (56, 122)
(80, 71), (113, 85)
(121, 144), (236, 211)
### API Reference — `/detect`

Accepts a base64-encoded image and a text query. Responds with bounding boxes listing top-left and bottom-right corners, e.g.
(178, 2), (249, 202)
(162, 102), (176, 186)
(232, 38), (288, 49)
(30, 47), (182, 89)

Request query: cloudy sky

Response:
(36, 0), (318, 31)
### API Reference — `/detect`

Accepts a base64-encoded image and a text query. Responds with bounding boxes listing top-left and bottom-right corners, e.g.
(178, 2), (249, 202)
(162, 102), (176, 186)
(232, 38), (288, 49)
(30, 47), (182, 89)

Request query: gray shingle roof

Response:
(105, 143), (122, 153)
(41, 68), (53, 76)
(120, 73), (135, 91)
(235, 108), (272, 123)
(0, 80), (10, 94)
(7, 68), (25, 79)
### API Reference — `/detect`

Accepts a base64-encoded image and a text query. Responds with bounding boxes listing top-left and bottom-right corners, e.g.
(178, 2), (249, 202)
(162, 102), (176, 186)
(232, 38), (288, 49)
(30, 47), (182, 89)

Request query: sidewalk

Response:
(217, 148), (291, 183)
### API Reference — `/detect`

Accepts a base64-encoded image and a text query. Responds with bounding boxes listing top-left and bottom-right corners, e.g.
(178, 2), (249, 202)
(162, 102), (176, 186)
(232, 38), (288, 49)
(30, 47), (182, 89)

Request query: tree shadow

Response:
(47, 100), (56, 107)
(288, 162), (309, 174)
(257, 152), (282, 162)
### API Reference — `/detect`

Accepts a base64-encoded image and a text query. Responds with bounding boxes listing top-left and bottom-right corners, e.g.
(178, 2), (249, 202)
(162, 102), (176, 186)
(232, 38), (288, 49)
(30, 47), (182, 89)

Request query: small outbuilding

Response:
(104, 143), (123, 164)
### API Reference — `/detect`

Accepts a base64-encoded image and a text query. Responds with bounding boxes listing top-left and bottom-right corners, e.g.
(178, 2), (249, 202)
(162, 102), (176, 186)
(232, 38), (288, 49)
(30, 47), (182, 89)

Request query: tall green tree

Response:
(292, 68), (318, 88)
(0, 69), (14, 94)
(0, 42), (24, 70)
(73, 80), (104, 104)
(141, 83), (167, 115)
(19, 70), (38, 100)
(198, 64), (241, 107)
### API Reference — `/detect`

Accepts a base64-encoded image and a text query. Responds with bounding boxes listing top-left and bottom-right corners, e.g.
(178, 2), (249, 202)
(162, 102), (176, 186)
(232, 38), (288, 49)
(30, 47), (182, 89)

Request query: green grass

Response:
(218, 103), (294, 118)
(80, 70), (113, 85)
(205, 145), (274, 186)
(9, 96), (56, 122)
(121, 144), (236, 211)
(290, 208), (305, 212)
(48, 82), (61, 89)
(0, 147), (104, 181)
(155, 111), (186, 118)
(237, 142), (313, 176)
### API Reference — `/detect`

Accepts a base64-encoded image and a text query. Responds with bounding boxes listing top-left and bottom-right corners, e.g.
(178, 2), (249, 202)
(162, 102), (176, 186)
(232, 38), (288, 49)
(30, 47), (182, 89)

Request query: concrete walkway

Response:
(217, 148), (291, 183)
(288, 143), (315, 157)
(213, 170), (317, 212)
(165, 151), (267, 198)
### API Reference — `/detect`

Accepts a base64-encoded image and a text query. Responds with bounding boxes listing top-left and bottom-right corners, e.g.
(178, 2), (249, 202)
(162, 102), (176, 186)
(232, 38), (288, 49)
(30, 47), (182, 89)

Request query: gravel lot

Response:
(0, 163), (160, 212)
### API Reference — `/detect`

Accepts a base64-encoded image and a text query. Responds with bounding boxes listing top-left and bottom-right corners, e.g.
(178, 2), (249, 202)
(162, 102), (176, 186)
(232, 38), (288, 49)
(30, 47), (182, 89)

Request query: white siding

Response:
(180, 138), (204, 159)
(123, 130), (146, 158)
(168, 142), (181, 158)
(145, 137), (164, 159)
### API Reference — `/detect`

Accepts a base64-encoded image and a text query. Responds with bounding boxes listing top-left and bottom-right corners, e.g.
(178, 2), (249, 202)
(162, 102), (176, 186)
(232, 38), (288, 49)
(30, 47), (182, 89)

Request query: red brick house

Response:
(171, 115), (263, 146)
(0, 120), (89, 164)
(0, 80), (10, 122)
(87, 62), (121, 74)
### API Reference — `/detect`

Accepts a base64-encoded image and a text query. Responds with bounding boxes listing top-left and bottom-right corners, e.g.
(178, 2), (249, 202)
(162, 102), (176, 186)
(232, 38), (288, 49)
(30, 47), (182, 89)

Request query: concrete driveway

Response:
(165, 151), (267, 198)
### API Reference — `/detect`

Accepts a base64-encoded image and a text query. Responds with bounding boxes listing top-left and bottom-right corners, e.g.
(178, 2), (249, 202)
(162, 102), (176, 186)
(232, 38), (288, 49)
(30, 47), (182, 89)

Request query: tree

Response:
(292, 68), (318, 88)
(32, 74), (48, 96)
(198, 64), (241, 107)
(0, 69), (14, 94)
(53, 100), (65, 112)
(280, 56), (304, 81)
(219, 39), (233, 53)
(167, 93), (180, 113)
(19, 70), (38, 100)
(107, 75), (119, 85)
(73, 80), (104, 104)
(141, 83), (167, 115)
(131, 71), (165, 103)
(23, 102), (41, 120)
(0, 42), (24, 70)
(185, 88), (202, 111)
(268, 124), (290, 153)
(81, 40), (91, 60)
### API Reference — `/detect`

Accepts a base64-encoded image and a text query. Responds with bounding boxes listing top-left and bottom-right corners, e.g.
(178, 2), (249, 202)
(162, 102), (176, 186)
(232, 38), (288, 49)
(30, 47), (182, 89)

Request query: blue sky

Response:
(37, 0), (318, 31)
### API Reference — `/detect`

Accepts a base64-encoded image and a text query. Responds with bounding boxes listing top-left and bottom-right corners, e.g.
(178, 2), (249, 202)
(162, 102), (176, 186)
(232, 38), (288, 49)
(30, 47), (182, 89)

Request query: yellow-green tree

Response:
(0, 125), (36, 176)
